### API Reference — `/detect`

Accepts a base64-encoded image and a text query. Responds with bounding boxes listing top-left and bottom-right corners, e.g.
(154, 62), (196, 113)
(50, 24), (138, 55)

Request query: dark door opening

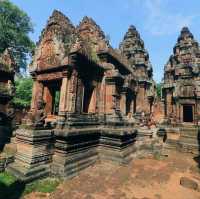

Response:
(126, 92), (133, 116)
(183, 105), (193, 123)
(83, 86), (94, 113)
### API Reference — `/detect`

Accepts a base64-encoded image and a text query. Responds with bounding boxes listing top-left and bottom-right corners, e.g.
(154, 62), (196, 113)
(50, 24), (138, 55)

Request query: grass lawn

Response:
(0, 172), (61, 199)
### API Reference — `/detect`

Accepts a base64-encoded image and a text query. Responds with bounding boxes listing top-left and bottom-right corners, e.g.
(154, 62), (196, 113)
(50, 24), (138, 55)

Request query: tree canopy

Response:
(0, 0), (35, 72)
(156, 83), (162, 99)
(13, 77), (33, 108)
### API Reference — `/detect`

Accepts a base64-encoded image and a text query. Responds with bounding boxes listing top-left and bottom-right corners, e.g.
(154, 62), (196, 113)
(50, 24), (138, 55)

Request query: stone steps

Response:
(178, 126), (200, 155)
(7, 163), (50, 182)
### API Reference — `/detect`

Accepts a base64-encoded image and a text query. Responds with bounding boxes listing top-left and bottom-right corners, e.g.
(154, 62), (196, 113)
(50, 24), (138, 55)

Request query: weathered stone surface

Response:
(180, 177), (199, 191)
(10, 11), (159, 181)
(162, 27), (200, 125)
(0, 49), (15, 151)
(162, 27), (200, 154)
(30, 10), (75, 71)
(7, 128), (53, 182)
(120, 25), (156, 119)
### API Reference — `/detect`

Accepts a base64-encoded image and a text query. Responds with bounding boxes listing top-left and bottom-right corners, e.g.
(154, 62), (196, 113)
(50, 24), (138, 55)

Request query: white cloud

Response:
(128, 0), (198, 36)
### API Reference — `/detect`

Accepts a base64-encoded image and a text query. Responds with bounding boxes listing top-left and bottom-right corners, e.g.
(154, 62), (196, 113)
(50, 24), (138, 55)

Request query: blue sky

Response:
(11, 0), (200, 82)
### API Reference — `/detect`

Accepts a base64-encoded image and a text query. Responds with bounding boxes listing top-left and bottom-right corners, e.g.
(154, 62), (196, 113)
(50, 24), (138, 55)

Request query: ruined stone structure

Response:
(162, 27), (200, 154)
(119, 25), (155, 118)
(0, 49), (15, 151)
(8, 10), (158, 181)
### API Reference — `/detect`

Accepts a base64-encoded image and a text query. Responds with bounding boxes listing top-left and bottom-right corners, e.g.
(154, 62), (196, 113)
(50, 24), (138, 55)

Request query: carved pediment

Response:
(179, 84), (195, 97)
(30, 10), (75, 71)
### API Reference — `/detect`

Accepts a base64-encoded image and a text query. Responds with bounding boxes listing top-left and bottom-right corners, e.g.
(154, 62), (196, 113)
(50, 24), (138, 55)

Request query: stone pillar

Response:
(99, 76), (106, 115)
(130, 99), (134, 115)
(136, 83), (146, 113)
(31, 80), (44, 113)
(105, 83), (115, 114)
(166, 92), (173, 117)
(75, 78), (84, 113)
(120, 92), (126, 115)
(59, 76), (69, 115)
(88, 88), (97, 113)
(67, 70), (78, 113)
(43, 86), (53, 115)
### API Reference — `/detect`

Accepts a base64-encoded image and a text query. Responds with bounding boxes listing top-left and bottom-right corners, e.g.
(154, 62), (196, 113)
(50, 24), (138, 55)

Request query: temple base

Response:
(7, 128), (53, 182)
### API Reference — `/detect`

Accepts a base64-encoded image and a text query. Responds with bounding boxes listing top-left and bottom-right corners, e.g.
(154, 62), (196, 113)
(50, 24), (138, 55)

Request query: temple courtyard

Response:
(24, 151), (200, 199)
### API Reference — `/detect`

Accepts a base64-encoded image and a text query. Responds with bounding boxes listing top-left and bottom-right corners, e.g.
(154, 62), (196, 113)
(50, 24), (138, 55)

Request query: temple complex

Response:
(7, 10), (159, 181)
(162, 27), (200, 154)
(0, 49), (15, 151)
(4, 9), (200, 185)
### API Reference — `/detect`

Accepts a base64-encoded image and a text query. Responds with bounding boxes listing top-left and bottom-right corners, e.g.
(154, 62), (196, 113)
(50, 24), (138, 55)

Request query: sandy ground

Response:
(25, 151), (200, 199)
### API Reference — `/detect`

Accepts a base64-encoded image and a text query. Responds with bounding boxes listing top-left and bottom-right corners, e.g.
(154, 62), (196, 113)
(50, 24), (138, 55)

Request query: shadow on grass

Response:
(0, 180), (25, 199)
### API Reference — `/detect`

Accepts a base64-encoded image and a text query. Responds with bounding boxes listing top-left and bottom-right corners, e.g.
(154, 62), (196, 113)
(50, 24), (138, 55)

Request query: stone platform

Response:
(7, 128), (53, 182)
(7, 122), (162, 181)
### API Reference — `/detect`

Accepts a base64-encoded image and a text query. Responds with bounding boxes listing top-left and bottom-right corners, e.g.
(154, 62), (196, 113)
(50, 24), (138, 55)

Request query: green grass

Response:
(0, 172), (61, 199)
(0, 172), (24, 199)
(24, 178), (61, 195)
(153, 151), (163, 160)
(0, 171), (17, 186)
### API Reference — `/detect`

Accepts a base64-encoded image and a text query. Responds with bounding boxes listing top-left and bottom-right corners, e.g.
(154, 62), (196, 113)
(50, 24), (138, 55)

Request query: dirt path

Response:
(25, 151), (200, 199)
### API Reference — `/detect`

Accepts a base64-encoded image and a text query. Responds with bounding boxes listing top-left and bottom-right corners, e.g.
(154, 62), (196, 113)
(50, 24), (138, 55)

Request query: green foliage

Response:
(156, 83), (162, 98)
(13, 77), (33, 108)
(0, 0), (35, 72)
(53, 91), (60, 114)
(0, 172), (61, 199)
(24, 178), (61, 195)
(0, 171), (25, 199)
(153, 151), (163, 160)
(0, 171), (16, 186)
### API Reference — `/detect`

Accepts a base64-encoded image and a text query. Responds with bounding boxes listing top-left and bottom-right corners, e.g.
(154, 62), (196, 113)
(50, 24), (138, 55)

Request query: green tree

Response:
(13, 77), (33, 108)
(0, 0), (35, 72)
(156, 83), (162, 98)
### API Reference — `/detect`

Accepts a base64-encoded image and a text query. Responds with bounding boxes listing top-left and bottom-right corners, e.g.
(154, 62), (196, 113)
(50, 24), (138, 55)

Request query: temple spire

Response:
(119, 25), (152, 78)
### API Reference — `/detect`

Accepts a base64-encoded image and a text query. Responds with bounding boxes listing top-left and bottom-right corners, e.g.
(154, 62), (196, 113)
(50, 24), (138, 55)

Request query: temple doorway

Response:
(43, 80), (62, 116)
(183, 104), (193, 123)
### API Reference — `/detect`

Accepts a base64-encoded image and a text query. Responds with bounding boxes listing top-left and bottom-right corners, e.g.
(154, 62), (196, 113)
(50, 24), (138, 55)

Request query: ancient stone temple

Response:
(0, 49), (15, 151)
(8, 10), (158, 181)
(119, 25), (155, 119)
(162, 27), (200, 154)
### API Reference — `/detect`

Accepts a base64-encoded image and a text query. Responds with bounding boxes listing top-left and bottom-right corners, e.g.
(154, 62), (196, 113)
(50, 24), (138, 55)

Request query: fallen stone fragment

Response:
(180, 177), (199, 191)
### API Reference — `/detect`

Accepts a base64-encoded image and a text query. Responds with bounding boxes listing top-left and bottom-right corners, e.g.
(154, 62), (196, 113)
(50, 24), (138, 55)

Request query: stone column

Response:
(130, 99), (134, 115)
(88, 87), (97, 113)
(136, 83), (146, 113)
(43, 86), (53, 115)
(75, 78), (84, 113)
(31, 80), (44, 113)
(166, 91), (173, 117)
(120, 92), (126, 115)
(67, 70), (78, 113)
(105, 83), (115, 114)
(99, 76), (106, 115)
(59, 76), (69, 115)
